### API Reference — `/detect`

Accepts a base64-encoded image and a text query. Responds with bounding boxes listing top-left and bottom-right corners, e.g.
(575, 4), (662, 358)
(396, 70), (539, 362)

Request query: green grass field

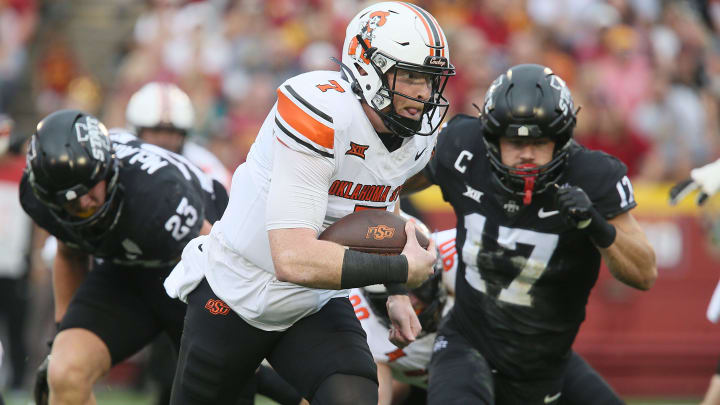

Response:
(0, 389), (702, 405)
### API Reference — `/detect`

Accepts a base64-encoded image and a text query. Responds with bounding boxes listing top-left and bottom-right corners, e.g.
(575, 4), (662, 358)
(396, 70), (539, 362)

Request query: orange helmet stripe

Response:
(399, 2), (445, 57)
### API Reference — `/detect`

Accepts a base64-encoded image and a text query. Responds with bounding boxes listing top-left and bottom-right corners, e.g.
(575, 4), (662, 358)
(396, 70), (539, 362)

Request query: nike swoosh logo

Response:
(393, 40), (410, 46)
(538, 208), (559, 218)
(415, 147), (427, 161)
(544, 392), (561, 403)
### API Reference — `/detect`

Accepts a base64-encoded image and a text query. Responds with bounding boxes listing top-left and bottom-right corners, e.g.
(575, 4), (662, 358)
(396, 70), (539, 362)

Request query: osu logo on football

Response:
(205, 298), (230, 315)
(366, 225), (394, 240)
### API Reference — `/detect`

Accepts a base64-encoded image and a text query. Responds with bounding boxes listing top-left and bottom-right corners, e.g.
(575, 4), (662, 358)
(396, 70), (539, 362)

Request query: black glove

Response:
(555, 185), (616, 248)
(33, 355), (50, 405)
(555, 185), (594, 228)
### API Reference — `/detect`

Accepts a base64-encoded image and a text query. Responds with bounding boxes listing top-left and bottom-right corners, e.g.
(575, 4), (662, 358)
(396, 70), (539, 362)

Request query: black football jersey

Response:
(20, 130), (218, 268)
(426, 114), (636, 379)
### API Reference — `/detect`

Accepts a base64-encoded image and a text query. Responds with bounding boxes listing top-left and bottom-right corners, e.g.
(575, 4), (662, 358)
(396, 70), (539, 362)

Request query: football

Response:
(318, 209), (430, 254)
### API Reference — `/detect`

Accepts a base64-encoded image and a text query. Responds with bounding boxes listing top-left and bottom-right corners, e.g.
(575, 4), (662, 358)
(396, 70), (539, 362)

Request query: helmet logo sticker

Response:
(74, 116), (109, 162)
(549, 75), (572, 117)
(483, 75), (503, 114)
(348, 10), (390, 64)
(65, 190), (77, 201)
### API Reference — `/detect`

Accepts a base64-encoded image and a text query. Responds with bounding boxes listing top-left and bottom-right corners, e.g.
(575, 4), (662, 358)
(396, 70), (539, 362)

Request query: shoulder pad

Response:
(434, 114), (484, 169)
(564, 143), (634, 218)
(274, 71), (354, 158)
(109, 129), (138, 144)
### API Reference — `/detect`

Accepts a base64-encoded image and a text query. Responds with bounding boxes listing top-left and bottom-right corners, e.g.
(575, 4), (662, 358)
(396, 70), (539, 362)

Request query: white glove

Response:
(669, 158), (720, 206)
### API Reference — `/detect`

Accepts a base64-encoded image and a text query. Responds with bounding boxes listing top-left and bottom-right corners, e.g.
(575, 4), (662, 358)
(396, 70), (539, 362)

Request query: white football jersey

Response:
(182, 141), (232, 190)
(350, 228), (458, 388)
(165, 70), (439, 331)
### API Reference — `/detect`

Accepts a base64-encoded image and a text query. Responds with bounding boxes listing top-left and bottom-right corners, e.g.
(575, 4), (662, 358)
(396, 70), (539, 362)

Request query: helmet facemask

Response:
(484, 137), (570, 205)
(358, 38), (454, 137)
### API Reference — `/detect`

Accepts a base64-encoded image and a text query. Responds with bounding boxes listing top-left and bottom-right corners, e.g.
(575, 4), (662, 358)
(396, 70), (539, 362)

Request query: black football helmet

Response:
(480, 64), (578, 205)
(362, 263), (446, 336)
(26, 109), (123, 240)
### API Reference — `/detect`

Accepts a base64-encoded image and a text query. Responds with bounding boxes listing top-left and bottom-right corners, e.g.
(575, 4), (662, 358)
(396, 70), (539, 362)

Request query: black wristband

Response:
(385, 283), (409, 295)
(340, 249), (408, 289)
(586, 209), (616, 249)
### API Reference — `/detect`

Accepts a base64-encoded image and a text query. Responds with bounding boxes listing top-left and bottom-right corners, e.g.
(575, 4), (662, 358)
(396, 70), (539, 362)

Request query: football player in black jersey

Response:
(403, 64), (657, 404)
(20, 110), (228, 404)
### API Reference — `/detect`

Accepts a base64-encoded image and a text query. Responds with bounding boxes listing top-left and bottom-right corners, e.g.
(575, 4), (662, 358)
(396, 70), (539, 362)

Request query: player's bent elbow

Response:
(272, 249), (304, 284)
(637, 265), (658, 291)
(638, 248), (658, 290)
(624, 264), (657, 291)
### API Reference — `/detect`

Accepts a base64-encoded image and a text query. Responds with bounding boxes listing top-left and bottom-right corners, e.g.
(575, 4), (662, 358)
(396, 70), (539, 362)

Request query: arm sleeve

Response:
(266, 137), (335, 233)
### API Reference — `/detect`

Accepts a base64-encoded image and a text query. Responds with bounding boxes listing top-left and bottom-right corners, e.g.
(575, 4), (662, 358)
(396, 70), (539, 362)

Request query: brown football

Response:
(318, 209), (430, 254)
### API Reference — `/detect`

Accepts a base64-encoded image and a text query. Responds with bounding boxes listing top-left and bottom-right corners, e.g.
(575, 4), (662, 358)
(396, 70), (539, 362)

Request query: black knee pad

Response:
(311, 373), (377, 405)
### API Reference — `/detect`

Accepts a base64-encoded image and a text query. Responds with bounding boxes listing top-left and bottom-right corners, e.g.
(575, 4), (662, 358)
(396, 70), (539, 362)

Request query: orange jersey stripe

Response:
(276, 90), (334, 149)
(399, 3), (435, 56)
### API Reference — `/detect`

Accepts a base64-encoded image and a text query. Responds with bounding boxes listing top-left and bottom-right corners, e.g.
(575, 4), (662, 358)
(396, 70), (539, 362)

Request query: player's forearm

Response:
(53, 244), (90, 322)
(600, 229), (657, 291)
(270, 229), (411, 290)
(376, 361), (394, 405)
(270, 229), (346, 288)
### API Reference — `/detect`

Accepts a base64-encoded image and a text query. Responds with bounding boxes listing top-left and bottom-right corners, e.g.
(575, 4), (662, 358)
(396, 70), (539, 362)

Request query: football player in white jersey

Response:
(163, 2), (454, 404)
(670, 159), (720, 405)
(126, 81), (232, 190)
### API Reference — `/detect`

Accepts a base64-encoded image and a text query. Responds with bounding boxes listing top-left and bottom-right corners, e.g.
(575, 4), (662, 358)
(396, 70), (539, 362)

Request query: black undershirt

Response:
(377, 131), (404, 152)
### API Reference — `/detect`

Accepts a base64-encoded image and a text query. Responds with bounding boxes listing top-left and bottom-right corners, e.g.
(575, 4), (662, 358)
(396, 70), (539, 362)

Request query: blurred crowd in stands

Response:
(1, 0), (720, 395)
(5, 0), (720, 180)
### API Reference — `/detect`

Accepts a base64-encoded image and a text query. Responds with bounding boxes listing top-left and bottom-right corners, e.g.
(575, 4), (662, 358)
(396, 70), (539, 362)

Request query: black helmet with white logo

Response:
(480, 64), (578, 204)
(26, 109), (123, 238)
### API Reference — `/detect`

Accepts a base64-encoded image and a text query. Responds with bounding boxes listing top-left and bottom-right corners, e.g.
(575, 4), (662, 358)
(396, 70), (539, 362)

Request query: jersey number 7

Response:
(462, 213), (558, 307)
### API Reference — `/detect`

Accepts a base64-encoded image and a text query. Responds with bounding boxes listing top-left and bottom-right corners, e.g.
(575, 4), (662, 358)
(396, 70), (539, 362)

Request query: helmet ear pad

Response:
(480, 64), (577, 199)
